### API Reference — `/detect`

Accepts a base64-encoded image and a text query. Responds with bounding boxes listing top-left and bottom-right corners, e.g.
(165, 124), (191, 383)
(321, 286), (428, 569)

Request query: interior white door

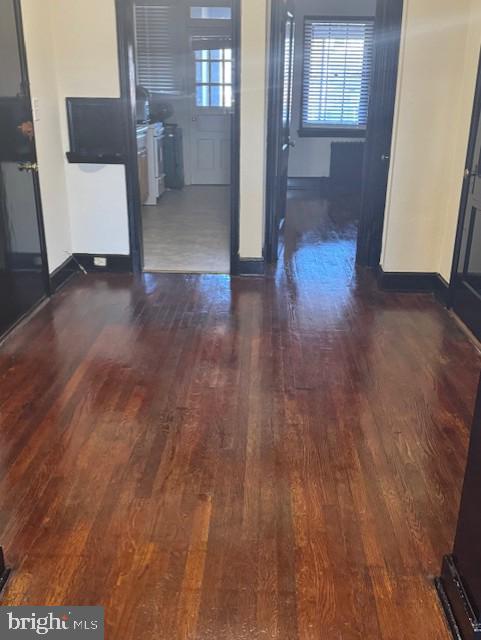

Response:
(190, 112), (231, 185)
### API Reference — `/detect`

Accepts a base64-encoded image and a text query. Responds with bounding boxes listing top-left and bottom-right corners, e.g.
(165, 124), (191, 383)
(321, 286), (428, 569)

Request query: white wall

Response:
(239, 0), (269, 258)
(50, 0), (130, 256)
(20, 0), (72, 273)
(288, 0), (376, 178)
(381, 0), (480, 280)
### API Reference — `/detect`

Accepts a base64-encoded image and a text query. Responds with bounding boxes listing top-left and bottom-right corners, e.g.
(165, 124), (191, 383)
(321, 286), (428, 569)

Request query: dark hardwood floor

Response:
(0, 193), (479, 638)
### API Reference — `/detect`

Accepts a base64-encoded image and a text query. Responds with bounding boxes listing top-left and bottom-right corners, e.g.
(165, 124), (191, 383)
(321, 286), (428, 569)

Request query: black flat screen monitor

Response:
(66, 98), (124, 157)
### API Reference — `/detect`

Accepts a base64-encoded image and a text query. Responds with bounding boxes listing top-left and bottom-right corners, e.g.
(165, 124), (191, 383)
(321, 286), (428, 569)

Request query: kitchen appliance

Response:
(136, 86), (150, 124)
(137, 125), (149, 205)
(163, 124), (185, 190)
(145, 122), (166, 205)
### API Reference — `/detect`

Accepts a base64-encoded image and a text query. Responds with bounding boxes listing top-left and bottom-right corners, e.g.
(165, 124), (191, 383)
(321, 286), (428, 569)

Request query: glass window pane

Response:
(196, 62), (202, 83)
(224, 85), (232, 108)
(211, 61), (222, 83)
(196, 85), (210, 107)
(210, 85), (221, 107)
(191, 7), (232, 19)
(224, 61), (232, 84)
(194, 47), (233, 109)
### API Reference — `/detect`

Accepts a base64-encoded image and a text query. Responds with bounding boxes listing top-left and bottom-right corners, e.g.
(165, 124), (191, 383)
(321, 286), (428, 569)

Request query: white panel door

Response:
(190, 46), (232, 185)
(190, 112), (231, 185)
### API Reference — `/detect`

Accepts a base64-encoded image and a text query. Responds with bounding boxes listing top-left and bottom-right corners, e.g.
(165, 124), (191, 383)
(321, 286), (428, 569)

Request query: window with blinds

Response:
(301, 18), (374, 133)
(135, 4), (179, 95)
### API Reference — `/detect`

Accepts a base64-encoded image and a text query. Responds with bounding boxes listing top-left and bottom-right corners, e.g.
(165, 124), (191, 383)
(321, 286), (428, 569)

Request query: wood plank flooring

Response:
(0, 194), (479, 638)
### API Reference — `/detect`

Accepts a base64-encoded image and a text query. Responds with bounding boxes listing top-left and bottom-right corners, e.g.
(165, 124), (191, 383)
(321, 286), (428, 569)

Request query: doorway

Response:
(0, 0), (49, 337)
(449, 52), (481, 342)
(117, 0), (240, 275)
(265, 0), (404, 272)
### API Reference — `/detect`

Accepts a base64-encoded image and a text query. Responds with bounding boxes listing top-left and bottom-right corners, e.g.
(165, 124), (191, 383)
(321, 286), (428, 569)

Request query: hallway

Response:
(0, 194), (476, 638)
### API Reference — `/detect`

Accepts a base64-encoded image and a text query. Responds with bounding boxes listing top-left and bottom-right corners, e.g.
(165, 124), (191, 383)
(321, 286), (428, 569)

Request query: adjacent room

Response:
(134, 1), (233, 273)
(271, 0), (380, 274)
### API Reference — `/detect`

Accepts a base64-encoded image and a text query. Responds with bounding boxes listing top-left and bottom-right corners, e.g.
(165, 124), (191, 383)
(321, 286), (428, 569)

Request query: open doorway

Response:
(265, 0), (403, 273)
(117, 0), (240, 275)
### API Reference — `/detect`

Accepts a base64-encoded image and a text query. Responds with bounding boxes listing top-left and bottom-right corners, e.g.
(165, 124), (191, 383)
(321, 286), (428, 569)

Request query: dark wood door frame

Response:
(357, 0), (404, 268)
(265, 0), (404, 268)
(448, 49), (481, 316)
(115, 0), (241, 275)
(265, 0), (292, 264)
(13, 0), (51, 296)
(436, 371), (481, 640)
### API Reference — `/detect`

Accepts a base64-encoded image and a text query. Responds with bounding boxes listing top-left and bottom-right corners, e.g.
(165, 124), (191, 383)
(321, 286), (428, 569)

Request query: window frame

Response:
(194, 47), (233, 110)
(298, 15), (375, 139)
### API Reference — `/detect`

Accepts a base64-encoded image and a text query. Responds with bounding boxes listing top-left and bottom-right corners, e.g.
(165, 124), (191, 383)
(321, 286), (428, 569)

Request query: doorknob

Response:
(17, 162), (38, 173)
(465, 167), (478, 179)
(381, 154), (390, 161)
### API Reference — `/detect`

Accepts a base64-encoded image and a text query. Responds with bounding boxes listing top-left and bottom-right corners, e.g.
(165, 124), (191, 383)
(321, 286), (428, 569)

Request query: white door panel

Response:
(191, 113), (231, 185)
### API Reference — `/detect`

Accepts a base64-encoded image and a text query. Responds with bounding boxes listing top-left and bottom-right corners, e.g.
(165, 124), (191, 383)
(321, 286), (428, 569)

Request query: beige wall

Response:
(21, 0), (71, 273)
(381, 0), (481, 281)
(21, 0), (130, 264)
(239, 0), (270, 259)
(51, 0), (131, 256)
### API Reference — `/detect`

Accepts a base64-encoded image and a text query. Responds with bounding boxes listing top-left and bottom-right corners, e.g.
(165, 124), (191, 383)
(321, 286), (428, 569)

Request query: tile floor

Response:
(142, 185), (231, 273)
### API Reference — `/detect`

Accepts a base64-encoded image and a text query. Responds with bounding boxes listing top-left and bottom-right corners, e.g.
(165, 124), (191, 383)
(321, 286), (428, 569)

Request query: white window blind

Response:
(135, 4), (179, 95)
(302, 19), (374, 131)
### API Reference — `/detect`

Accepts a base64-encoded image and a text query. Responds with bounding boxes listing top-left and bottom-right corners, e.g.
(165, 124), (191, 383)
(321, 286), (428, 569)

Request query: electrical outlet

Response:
(93, 256), (107, 268)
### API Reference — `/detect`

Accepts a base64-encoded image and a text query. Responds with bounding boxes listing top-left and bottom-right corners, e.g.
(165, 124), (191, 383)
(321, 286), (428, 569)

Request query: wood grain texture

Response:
(0, 193), (478, 639)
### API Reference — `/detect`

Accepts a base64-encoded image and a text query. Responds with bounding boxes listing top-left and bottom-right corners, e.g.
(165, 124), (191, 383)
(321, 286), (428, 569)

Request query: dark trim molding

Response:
(50, 257), (79, 292)
(66, 152), (125, 165)
(435, 274), (451, 306)
(229, 0), (241, 275)
(72, 254), (132, 273)
(0, 548), (10, 597)
(356, 0), (404, 269)
(378, 268), (449, 300)
(436, 555), (481, 640)
(235, 258), (266, 276)
(115, 0), (143, 275)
